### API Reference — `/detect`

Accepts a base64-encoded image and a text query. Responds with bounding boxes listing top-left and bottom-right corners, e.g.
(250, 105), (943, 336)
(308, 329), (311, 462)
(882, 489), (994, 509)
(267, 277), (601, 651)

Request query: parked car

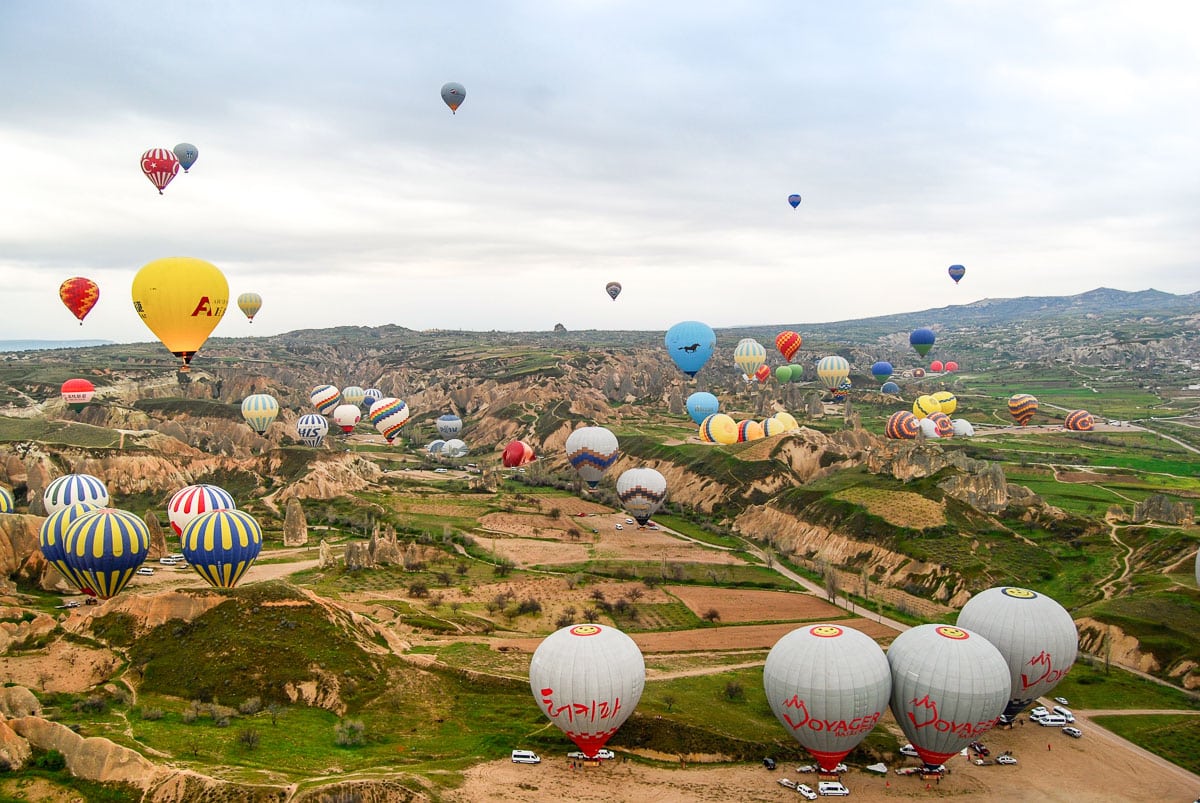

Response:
(899, 744), (919, 757)
(797, 784), (818, 800)
(817, 781), (850, 797)
(614, 524), (623, 530)
(1037, 714), (1068, 727)
(763, 757), (777, 770)
(624, 518), (634, 524)
(1052, 705), (1075, 722)
(1062, 726), (1083, 738)
(996, 754), (1018, 765)
(969, 741), (989, 756)
(511, 749), (541, 764)
(1054, 697), (1069, 706)
(567, 749), (614, 760)
(777, 777), (797, 789)
(434, 468), (449, 473)
(136, 567), (154, 576)
(64, 600), (81, 608)
(1029, 706), (1049, 719)
(796, 765), (816, 773)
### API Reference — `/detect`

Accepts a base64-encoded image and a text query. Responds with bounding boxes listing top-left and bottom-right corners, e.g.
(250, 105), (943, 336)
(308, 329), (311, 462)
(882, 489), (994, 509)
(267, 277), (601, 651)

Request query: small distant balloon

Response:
(140, 148), (180, 194)
(685, 392), (720, 426)
(880, 381), (901, 396)
(237, 292), (262, 323)
(788, 194), (801, 209)
(173, 143), (198, 172)
(944, 360), (959, 373)
(61, 379), (96, 412)
(441, 82), (466, 113)
(930, 360), (944, 373)
(753, 363), (771, 383)
(606, 281), (622, 301)
(910, 328), (936, 357)
(775, 331), (802, 363)
(870, 361), (893, 382)
(948, 264), (966, 284)
(59, 277), (99, 325)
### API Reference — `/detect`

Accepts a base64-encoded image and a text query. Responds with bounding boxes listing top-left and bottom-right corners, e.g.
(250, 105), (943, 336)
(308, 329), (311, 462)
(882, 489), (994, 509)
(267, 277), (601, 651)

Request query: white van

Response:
(817, 781), (850, 796)
(1037, 714), (1068, 727)
(511, 749), (541, 764)
(159, 557), (178, 565)
(1052, 706), (1075, 722)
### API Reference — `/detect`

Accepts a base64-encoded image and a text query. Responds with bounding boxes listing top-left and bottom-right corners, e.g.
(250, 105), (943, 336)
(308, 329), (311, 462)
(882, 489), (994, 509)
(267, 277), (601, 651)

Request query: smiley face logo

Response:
(1002, 587), (1037, 599)
(570, 625), (602, 637)
(936, 626), (969, 640)
(810, 625), (843, 638)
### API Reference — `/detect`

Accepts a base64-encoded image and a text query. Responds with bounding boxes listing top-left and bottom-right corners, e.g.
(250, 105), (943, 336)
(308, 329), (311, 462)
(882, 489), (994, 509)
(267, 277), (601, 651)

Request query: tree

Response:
(702, 608), (721, 623)
(662, 694), (677, 713)
(237, 728), (261, 751)
(724, 681), (744, 701)
(408, 581), (429, 599)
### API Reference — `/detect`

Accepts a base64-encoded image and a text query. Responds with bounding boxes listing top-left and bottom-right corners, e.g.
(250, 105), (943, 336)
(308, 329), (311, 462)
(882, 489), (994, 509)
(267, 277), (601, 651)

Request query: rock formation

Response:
(283, 497), (308, 546)
(145, 511), (168, 559)
(1132, 493), (1195, 525)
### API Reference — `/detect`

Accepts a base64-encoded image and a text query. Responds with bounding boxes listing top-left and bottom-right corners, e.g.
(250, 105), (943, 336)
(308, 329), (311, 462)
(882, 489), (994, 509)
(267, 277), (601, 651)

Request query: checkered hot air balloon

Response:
(885, 411), (919, 439)
(62, 508), (151, 599)
(43, 474), (109, 516)
(140, 148), (180, 194)
(1064, 410), (1094, 432)
(616, 468), (667, 525)
(39, 502), (101, 594)
(167, 484), (236, 536)
(367, 397), (409, 442)
(1008, 394), (1039, 426)
(59, 277), (99, 325)
(181, 509), (263, 589)
(309, 385), (342, 416)
(775, 331), (802, 363)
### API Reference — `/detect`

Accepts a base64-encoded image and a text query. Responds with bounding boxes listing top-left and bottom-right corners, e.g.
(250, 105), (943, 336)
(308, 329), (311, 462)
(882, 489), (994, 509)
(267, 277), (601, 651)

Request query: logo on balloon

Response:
(1001, 587), (1038, 599)
(935, 626), (969, 640)
(570, 625), (602, 637)
(1020, 650), (1068, 690)
(907, 694), (999, 737)
(781, 695), (881, 736)
(810, 625), (843, 638)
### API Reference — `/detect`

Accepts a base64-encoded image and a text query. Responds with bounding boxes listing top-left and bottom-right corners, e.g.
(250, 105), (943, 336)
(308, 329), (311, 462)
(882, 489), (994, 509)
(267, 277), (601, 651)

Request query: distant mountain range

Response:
(0, 339), (115, 353)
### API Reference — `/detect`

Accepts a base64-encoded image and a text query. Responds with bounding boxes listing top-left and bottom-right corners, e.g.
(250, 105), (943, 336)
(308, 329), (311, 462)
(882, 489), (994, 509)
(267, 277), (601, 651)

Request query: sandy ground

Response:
(667, 587), (848, 624)
(449, 716), (1200, 803)
(482, 520), (749, 568)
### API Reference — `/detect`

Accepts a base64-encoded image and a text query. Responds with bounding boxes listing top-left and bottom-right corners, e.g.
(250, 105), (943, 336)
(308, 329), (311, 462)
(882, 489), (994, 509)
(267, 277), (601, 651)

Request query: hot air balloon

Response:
(881, 381), (901, 396)
(685, 392), (719, 426)
(773, 412), (799, 431)
(59, 277), (99, 325)
(167, 484), (236, 536)
(948, 264), (965, 284)
(775, 331), (802, 362)
(913, 395), (941, 419)
(131, 257), (228, 371)
(788, 364), (804, 382)
(911, 367), (926, 379)
(332, 404), (361, 434)
(885, 411), (919, 439)
(616, 468), (666, 525)
(910, 328), (936, 357)
(1064, 410), (1094, 432)
(363, 388), (383, 407)
(173, 143), (198, 172)
(760, 417), (787, 438)
(932, 390), (957, 415)
(887, 624), (1010, 769)
(753, 364), (771, 383)
(699, 413), (738, 445)
(297, 414), (329, 447)
(764, 624), (891, 772)
(917, 411), (944, 439)
(925, 411), (954, 438)
(39, 502), (101, 594)
(310, 385), (342, 416)
(605, 282), (622, 301)
(341, 386), (366, 408)
(62, 508), (151, 599)
(443, 439), (469, 457)
(930, 360), (944, 373)
(816, 356), (850, 392)
(241, 394), (280, 434)
(665, 321), (715, 377)
(1008, 394), (1038, 426)
(436, 414), (463, 440)
(831, 379), (852, 402)
(788, 194), (802, 208)
(426, 440), (446, 454)
(441, 81), (466, 113)
(956, 587), (1078, 720)
(43, 474), (109, 516)
(237, 292), (262, 323)
(181, 509), (263, 588)
(733, 339), (767, 378)
(530, 624), (644, 758)
(951, 419), (975, 437)
(502, 440), (536, 468)
(775, 365), (793, 383)
(565, 427), (619, 488)
(736, 420), (764, 442)
(61, 379), (96, 412)
(870, 361), (893, 382)
(140, 148), (180, 194)
(944, 361), (959, 373)
(365, 397), (410, 443)
(0, 487), (12, 513)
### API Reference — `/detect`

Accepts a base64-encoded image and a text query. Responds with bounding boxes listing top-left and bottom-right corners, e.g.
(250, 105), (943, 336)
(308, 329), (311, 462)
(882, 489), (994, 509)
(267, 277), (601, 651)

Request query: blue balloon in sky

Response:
(685, 392), (720, 425)
(870, 361), (894, 382)
(788, 194), (801, 208)
(173, 143), (198, 172)
(665, 321), (716, 377)
(948, 264), (966, 284)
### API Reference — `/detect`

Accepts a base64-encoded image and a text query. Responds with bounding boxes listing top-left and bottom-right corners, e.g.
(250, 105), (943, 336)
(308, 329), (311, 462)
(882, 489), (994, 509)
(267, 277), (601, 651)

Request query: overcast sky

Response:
(2, 1), (1197, 344)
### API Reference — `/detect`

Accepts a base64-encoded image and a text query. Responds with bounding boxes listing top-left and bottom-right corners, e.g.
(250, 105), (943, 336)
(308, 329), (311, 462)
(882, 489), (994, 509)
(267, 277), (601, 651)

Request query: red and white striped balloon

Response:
(140, 148), (180, 194)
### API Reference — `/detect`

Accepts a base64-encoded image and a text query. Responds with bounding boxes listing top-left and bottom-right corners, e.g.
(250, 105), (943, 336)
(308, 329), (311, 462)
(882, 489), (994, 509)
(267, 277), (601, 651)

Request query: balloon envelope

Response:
(0, 487), (12, 513)
(59, 277), (100, 324)
(443, 438), (469, 457)
(436, 414), (463, 439)
(913, 395), (941, 419)
(241, 394), (280, 434)
(932, 390), (957, 415)
(530, 624), (644, 757)
(910, 328), (936, 357)
(502, 440), (536, 468)
(816, 356), (850, 391)
(951, 418), (975, 437)
(956, 587), (1079, 719)
(140, 148), (179, 194)
(1008, 394), (1038, 426)
(1064, 410), (1094, 431)
(39, 502), (101, 594)
(368, 398), (411, 442)
(44, 474), (109, 516)
(948, 264), (965, 284)
(930, 360), (944, 373)
(887, 624), (1010, 767)
(297, 414), (329, 447)
(885, 411), (919, 439)
(181, 509), (263, 588)
(131, 257), (228, 371)
(944, 361), (959, 373)
(565, 427), (619, 488)
(665, 321), (715, 377)
(699, 413), (738, 445)
(441, 81), (466, 112)
(775, 331), (802, 362)
(168, 484), (236, 536)
(685, 392), (720, 425)
(341, 386), (366, 408)
(605, 281), (622, 301)
(788, 194), (802, 208)
(764, 624), (891, 771)
(62, 508), (151, 599)
(333, 404), (362, 433)
(870, 361), (893, 382)
(880, 381), (901, 396)
(173, 143), (198, 171)
(310, 385), (342, 416)
(616, 468), (667, 525)
(733, 339), (767, 377)
(237, 292), (262, 322)
(61, 379), (95, 411)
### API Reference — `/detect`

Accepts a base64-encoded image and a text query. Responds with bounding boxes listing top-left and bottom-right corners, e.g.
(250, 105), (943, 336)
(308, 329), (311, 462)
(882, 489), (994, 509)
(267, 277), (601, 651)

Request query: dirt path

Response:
(1099, 521), (1134, 600)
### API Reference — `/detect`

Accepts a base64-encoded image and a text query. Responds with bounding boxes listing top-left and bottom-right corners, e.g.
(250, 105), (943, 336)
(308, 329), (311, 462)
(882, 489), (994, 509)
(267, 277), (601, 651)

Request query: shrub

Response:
(335, 719), (366, 747)
(408, 582), (430, 599)
(238, 728), (261, 750)
(238, 696), (262, 715)
(33, 749), (66, 771)
(515, 597), (542, 616)
(140, 707), (165, 721)
(724, 681), (744, 701)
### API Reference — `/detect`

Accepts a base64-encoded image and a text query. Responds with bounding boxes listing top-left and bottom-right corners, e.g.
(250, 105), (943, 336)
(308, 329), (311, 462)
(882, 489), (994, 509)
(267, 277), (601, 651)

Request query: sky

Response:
(1, 1), (1198, 345)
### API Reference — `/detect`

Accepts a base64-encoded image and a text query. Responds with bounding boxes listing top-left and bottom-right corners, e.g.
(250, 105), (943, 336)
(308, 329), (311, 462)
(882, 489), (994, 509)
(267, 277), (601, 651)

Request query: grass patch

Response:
(1091, 714), (1200, 775)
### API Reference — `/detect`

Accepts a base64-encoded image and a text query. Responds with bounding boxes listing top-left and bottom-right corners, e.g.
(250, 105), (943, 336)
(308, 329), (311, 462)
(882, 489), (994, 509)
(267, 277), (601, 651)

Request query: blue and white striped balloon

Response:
(62, 508), (151, 599)
(43, 474), (109, 516)
(296, 414), (329, 447)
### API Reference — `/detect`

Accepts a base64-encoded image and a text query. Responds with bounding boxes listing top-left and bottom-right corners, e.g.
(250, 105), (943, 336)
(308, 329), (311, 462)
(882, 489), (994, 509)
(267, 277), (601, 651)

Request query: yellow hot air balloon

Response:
(913, 394), (941, 419)
(932, 390), (957, 415)
(237, 292), (263, 323)
(131, 257), (229, 371)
